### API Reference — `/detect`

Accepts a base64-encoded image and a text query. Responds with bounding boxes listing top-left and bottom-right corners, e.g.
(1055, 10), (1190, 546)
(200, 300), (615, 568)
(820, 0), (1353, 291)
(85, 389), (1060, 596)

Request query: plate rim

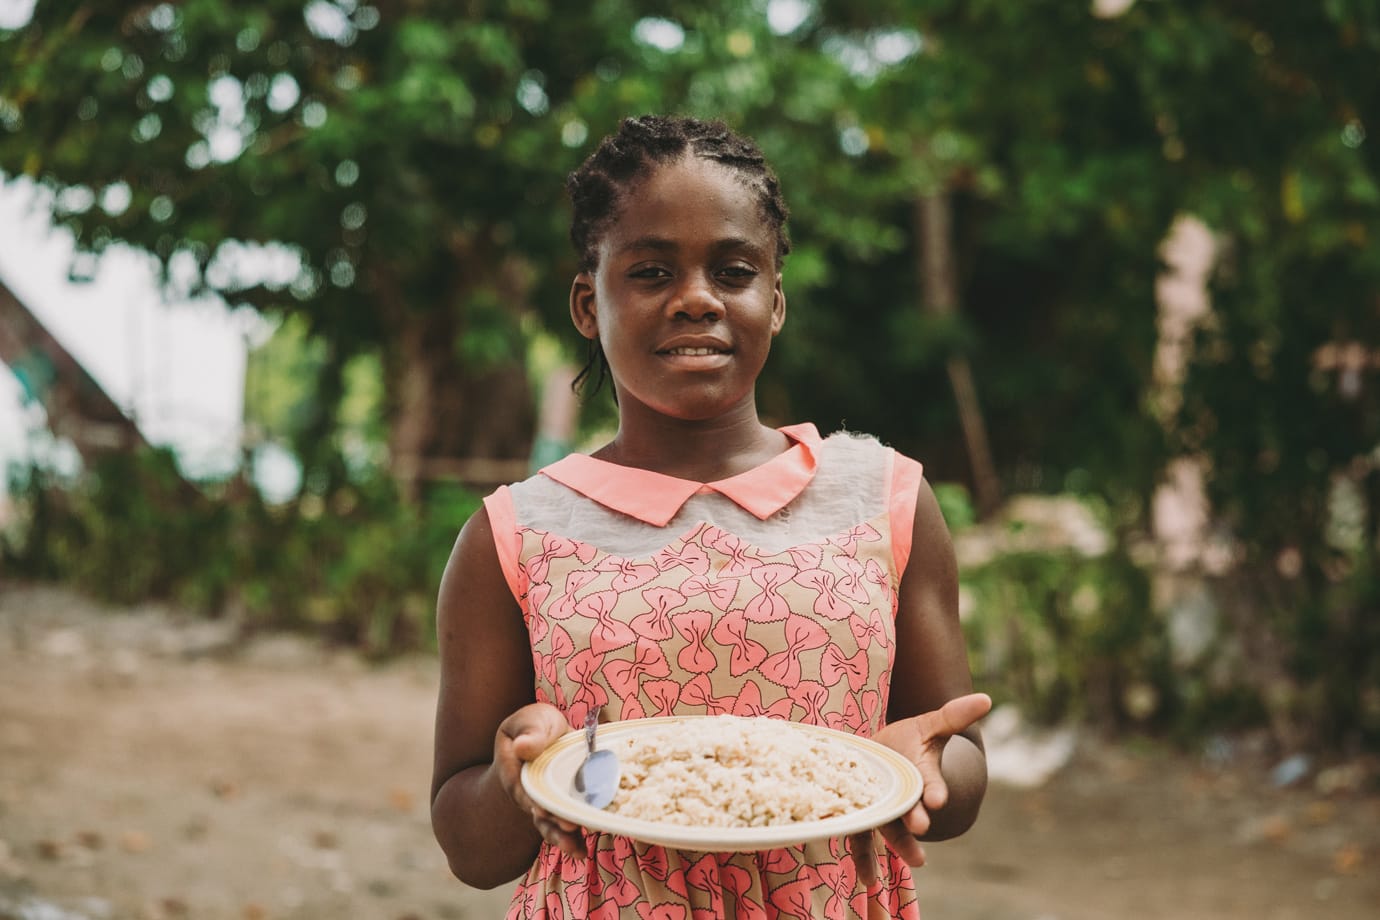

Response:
(520, 715), (923, 852)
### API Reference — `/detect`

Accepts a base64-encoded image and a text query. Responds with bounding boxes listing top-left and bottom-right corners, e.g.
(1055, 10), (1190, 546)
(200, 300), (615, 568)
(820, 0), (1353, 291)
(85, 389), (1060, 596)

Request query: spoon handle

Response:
(583, 710), (598, 753)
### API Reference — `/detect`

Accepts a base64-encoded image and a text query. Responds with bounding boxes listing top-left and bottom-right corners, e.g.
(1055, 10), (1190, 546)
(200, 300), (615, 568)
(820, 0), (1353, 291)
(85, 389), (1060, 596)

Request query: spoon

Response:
(571, 710), (620, 809)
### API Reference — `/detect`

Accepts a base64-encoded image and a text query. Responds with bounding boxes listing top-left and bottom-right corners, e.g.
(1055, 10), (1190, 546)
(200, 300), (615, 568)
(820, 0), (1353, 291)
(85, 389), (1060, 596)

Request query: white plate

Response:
(520, 715), (922, 852)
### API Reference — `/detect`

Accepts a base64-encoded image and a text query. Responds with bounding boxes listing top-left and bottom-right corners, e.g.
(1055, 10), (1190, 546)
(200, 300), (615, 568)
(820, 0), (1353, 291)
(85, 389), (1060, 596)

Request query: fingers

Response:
(905, 719), (954, 816)
(916, 751), (950, 814)
(496, 703), (574, 814)
(496, 704), (590, 857)
(910, 693), (991, 814)
(849, 831), (878, 887)
(852, 826), (926, 905)
(533, 808), (586, 858)
(875, 820), (927, 870)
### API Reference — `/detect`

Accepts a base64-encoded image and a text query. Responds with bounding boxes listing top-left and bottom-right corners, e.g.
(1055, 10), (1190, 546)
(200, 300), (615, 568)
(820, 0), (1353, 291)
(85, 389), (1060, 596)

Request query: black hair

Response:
(566, 114), (792, 397)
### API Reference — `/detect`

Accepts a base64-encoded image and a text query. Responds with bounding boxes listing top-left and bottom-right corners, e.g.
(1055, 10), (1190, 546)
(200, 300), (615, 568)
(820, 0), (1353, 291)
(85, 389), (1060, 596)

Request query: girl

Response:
(431, 114), (991, 919)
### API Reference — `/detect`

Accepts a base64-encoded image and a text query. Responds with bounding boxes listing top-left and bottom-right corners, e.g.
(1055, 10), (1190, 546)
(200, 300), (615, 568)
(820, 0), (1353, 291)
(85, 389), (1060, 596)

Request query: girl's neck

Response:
(593, 402), (788, 483)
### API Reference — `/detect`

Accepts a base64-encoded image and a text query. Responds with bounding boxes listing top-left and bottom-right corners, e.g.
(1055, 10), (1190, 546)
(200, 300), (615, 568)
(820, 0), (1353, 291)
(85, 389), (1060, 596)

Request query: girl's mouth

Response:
(662, 346), (730, 356)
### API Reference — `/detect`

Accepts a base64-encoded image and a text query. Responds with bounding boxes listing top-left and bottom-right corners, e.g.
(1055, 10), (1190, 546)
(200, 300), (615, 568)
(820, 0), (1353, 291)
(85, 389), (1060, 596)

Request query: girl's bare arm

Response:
(430, 506), (563, 888)
(885, 477), (989, 841)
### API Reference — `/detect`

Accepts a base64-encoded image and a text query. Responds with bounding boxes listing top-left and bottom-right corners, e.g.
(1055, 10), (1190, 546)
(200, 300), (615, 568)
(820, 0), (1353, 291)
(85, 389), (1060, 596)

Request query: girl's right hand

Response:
(495, 703), (587, 857)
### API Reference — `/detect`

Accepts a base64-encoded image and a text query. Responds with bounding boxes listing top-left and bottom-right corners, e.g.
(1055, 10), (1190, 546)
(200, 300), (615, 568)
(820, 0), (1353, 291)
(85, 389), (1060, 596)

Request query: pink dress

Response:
(483, 424), (927, 919)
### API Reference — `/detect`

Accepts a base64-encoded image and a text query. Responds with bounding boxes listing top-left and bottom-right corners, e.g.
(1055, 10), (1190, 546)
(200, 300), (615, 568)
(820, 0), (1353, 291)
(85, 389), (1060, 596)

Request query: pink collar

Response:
(539, 423), (821, 526)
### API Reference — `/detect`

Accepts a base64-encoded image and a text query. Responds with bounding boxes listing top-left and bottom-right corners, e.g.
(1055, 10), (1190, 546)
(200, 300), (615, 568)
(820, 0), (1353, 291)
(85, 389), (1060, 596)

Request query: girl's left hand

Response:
(849, 692), (992, 885)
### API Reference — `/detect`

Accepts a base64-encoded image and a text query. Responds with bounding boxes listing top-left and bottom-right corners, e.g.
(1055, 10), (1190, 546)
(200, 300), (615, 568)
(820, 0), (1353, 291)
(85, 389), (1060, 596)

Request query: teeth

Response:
(667, 347), (724, 356)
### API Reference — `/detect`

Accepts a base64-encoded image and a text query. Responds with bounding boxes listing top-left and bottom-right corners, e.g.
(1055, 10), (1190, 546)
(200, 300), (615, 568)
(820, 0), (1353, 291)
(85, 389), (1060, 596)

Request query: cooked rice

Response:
(606, 715), (880, 827)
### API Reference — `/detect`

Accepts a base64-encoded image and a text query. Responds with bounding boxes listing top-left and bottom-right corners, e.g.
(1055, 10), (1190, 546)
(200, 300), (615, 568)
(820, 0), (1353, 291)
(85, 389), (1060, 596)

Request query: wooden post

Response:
(916, 192), (1002, 517)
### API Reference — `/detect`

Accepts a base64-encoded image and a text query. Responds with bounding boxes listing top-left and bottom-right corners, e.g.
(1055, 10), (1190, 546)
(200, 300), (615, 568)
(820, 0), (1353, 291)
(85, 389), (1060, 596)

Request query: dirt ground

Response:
(1, 582), (1377, 920)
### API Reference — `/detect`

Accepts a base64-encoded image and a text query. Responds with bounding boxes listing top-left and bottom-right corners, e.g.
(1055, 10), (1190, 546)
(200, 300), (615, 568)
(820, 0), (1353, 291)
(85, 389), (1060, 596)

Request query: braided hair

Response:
(566, 114), (792, 397)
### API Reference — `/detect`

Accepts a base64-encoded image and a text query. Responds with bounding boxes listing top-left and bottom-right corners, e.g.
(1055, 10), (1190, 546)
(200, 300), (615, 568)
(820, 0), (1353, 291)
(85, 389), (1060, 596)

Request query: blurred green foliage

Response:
(2, 1), (1379, 751)
(2, 451), (479, 657)
(963, 549), (1165, 729)
(3, 450), (231, 603)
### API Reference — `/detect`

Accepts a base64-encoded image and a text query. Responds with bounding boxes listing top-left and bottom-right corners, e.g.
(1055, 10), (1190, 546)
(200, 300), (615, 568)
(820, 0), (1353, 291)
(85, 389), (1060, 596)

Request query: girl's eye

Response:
(629, 265), (670, 280)
(718, 265), (758, 281)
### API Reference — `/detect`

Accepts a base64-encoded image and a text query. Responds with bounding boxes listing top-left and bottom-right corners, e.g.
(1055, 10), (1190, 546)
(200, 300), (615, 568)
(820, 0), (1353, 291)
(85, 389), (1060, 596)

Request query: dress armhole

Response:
(482, 486), (525, 605)
(889, 451), (925, 582)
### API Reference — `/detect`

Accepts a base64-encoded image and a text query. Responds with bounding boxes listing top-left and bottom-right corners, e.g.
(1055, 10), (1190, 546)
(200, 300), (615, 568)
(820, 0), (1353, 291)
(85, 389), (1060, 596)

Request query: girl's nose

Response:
(669, 273), (723, 321)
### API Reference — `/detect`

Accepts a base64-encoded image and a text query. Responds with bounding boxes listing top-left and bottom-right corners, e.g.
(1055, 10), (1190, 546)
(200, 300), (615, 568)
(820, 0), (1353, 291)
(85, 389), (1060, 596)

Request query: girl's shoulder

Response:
(817, 427), (889, 458)
(815, 427), (924, 484)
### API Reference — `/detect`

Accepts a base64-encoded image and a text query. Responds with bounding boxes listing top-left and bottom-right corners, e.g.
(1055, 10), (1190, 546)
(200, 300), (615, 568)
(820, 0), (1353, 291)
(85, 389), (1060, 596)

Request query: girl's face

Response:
(570, 154), (786, 425)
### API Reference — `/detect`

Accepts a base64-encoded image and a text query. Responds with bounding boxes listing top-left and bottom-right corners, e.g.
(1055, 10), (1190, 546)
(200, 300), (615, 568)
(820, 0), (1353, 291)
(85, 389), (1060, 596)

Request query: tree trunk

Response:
(916, 193), (1002, 517)
(379, 295), (535, 503)
(389, 324), (535, 501)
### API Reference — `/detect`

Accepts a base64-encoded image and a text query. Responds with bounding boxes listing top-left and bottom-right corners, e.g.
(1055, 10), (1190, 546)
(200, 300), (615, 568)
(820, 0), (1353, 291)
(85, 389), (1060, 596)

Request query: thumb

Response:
(932, 692), (992, 737)
(501, 704), (572, 763)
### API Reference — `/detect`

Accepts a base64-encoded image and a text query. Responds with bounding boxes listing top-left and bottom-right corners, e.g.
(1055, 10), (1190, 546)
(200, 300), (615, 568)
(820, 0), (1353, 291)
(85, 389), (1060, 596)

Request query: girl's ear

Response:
(570, 272), (599, 340)
(770, 273), (787, 336)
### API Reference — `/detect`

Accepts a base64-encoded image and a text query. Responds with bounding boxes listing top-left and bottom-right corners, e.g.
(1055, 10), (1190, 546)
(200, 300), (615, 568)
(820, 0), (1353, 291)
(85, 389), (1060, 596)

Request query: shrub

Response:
(1, 449), (480, 657)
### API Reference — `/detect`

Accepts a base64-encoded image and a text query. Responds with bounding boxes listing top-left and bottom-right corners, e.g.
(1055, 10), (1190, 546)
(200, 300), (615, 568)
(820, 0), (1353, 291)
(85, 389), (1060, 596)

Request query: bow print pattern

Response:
(507, 512), (917, 920)
(710, 608), (770, 677)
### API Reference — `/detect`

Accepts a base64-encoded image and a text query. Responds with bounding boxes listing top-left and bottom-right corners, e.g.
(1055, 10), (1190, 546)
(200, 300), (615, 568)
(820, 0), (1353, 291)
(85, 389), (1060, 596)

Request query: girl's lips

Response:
(657, 336), (733, 355)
